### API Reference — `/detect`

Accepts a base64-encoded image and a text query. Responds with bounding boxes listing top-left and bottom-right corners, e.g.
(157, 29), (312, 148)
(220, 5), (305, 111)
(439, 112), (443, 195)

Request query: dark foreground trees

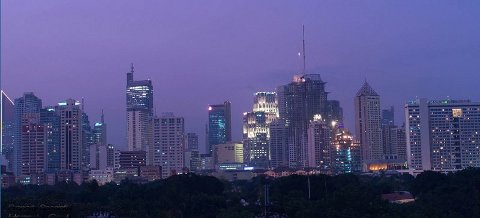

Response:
(4, 169), (480, 218)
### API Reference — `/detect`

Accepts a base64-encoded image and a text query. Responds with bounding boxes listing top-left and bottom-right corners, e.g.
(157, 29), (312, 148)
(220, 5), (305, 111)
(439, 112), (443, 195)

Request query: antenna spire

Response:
(130, 63), (135, 73)
(101, 109), (105, 123)
(302, 25), (306, 75)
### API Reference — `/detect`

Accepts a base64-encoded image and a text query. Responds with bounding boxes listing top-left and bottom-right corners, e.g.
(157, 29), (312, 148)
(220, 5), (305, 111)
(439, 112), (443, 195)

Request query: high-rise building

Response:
(20, 113), (47, 175)
(153, 113), (185, 178)
(40, 107), (61, 172)
(269, 119), (288, 168)
(243, 112), (270, 169)
(331, 127), (354, 174)
(207, 101), (231, 155)
(2, 91), (15, 172)
(381, 106), (396, 159)
(354, 82), (383, 169)
(306, 115), (331, 169)
(391, 126), (407, 161)
(93, 111), (107, 146)
(350, 142), (362, 172)
(81, 110), (94, 169)
(14, 93), (43, 175)
(243, 92), (278, 169)
(185, 133), (200, 171)
(380, 106), (407, 161)
(405, 99), (480, 171)
(277, 74), (329, 168)
(57, 99), (83, 171)
(126, 64), (154, 153)
(243, 112), (269, 168)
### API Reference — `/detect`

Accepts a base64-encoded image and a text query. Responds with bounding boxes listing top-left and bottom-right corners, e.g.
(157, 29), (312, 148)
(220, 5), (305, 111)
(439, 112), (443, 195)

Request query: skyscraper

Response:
(355, 82), (383, 170)
(20, 113), (47, 175)
(185, 133), (200, 171)
(380, 106), (407, 161)
(381, 106), (395, 159)
(40, 107), (61, 172)
(306, 115), (331, 169)
(207, 101), (231, 155)
(93, 111), (107, 146)
(277, 74), (329, 168)
(391, 126), (407, 161)
(126, 64), (154, 153)
(14, 93), (43, 175)
(243, 91), (279, 169)
(81, 110), (94, 169)
(243, 112), (269, 168)
(350, 140), (362, 172)
(331, 127), (354, 174)
(269, 119), (288, 168)
(406, 99), (480, 171)
(57, 99), (83, 171)
(153, 113), (185, 178)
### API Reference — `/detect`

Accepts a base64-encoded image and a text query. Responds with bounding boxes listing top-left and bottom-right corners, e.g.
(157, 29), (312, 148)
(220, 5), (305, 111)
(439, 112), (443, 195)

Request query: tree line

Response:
(3, 168), (480, 217)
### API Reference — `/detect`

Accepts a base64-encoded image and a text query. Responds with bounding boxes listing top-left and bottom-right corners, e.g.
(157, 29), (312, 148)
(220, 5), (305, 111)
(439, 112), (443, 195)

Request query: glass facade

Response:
(332, 128), (354, 174)
(40, 107), (61, 172)
(82, 112), (94, 169)
(269, 119), (288, 168)
(127, 69), (153, 112)
(126, 83), (153, 112)
(208, 101), (231, 155)
(126, 66), (154, 154)
(93, 121), (107, 145)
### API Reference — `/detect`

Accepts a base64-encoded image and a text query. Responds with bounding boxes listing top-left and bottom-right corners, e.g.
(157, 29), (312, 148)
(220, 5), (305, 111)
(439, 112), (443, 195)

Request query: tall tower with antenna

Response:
(275, 25), (344, 168)
(126, 64), (154, 164)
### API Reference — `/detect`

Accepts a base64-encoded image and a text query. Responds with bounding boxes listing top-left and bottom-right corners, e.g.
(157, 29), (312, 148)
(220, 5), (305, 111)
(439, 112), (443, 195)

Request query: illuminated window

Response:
(452, 108), (462, 118)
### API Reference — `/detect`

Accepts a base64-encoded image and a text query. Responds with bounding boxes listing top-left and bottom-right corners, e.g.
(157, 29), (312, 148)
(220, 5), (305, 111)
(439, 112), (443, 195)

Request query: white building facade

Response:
(406, 99), (480, 171)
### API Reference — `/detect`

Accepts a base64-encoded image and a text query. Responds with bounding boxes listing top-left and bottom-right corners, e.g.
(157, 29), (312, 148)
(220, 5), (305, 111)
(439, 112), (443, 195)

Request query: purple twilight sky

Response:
(3, 1), (480, 152)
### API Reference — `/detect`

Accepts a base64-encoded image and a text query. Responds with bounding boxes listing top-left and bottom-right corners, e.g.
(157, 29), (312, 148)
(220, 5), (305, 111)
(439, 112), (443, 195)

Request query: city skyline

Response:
(3, 2), (480, 216)
(3, 1), (480, 152)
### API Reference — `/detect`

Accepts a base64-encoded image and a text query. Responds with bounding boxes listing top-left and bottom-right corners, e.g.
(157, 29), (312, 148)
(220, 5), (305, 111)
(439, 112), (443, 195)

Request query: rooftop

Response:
(356, 81), (379, 97)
